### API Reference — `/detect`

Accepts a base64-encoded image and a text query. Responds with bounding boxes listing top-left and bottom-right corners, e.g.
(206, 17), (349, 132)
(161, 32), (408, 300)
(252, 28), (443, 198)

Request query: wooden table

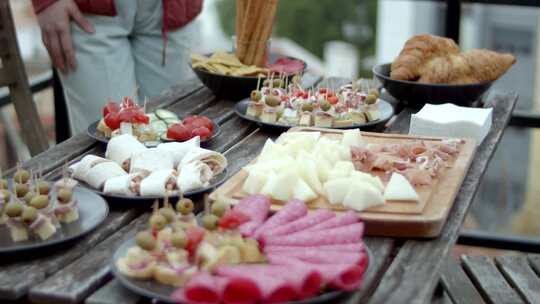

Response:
(0, 75), (517, 304)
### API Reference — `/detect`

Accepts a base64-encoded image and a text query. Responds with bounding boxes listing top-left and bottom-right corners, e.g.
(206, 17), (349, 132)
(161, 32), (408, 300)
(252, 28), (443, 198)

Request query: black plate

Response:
(373, 63), (494, 109)
(87, 119), (221, 148)
(112, 238), (373, 304)
(191, 53), (307, 101)
(234, 98), (394, 131)
(78, 169), (228, 203)
(0, 184), (109, 254)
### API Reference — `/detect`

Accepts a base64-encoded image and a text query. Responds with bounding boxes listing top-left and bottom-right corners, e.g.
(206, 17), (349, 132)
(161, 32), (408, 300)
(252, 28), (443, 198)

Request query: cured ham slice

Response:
(157, 136), (200, 167)
(261, 209), (335, 237)
(303, 210), (359, 232)
(253, 200), (307, 239)
(178, 271), (226, 304)
(235, 195), (271, 237)
(265, 243), (364, 253)
(262, 222), (364, 247)
(105, 134), (146, 170)
(217, 264), (322, 298)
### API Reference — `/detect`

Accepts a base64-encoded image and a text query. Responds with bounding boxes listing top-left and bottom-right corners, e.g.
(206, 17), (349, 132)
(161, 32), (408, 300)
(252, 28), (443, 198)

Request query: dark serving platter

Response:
(373, 63), (495, 109)
(78, 169), (228, 203)
(191, 52), (307, 101)
(87, 119), (221, 148)
(0, 184), (109, 255)
(234, 98), (394, 131)
(112, 238), (373, 304)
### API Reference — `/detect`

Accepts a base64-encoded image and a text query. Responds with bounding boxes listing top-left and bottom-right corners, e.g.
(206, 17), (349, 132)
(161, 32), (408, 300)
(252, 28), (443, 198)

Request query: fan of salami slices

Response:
(112, 195), (370, 304)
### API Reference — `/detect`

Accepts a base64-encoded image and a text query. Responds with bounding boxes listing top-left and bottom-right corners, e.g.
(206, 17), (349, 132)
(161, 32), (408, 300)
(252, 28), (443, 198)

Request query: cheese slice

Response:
(313, 154), (332, 182)
(341, 129), (364, 149)
(328, 161), (355, 180)
(297, 159), (323, 195)
(243, 169), (270, 194)
(350, 171), (384, 192)
(323, 178), (350, 204)
(260, 169), (298, 201)
(343, 182), (384, 211)
(384, 172), (419, 202)
(292, 178), (317, 202)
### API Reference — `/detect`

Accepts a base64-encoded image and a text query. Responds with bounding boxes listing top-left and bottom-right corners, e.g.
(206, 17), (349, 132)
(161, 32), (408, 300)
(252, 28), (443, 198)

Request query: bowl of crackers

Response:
(190, 52), (306, 101)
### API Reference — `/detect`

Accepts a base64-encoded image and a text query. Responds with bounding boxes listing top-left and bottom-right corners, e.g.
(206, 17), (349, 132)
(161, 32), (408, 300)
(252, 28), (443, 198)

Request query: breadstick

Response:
(253, 0), (279, 66)
(236, 0), (246, 42)
(238, 0), (260, 63)
(242, 0), (266, 65)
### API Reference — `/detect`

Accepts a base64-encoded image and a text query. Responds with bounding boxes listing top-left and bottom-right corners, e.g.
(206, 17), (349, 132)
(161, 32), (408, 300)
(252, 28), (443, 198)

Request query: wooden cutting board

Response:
(210, 127), (476, 238)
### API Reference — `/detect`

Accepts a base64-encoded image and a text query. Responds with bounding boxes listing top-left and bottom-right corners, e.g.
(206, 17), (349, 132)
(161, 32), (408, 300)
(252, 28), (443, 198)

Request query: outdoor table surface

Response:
(0, 75), (518, 304)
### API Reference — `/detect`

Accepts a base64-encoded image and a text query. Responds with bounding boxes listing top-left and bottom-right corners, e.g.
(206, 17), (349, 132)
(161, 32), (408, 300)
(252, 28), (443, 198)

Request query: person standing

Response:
(32, 0), (203, 134)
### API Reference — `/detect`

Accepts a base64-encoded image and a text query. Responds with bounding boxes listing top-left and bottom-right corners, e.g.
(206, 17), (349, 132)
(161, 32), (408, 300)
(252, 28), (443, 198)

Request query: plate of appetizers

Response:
(112, 195), (371, 303)
(0, 170), (108, 254)
(71, 134), (229, 202)
(87, 97), (220, 147)
(234, 80), (394, 130)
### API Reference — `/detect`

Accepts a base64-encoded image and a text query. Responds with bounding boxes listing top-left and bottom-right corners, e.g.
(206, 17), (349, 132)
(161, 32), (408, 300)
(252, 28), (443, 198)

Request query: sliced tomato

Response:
(191, 126), (211, 140)
(186, 226), (205, 255)
(167, 123), (191, 141)
(102, 101), (120, 117)
(218, 210), (251, 230)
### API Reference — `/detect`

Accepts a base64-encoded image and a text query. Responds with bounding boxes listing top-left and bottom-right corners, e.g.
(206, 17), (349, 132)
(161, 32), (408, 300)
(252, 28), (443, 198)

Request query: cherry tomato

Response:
(191, 126), (211, 140)
(196, 116), (214, 132)
(121, 96), (136, 108)
(167, 123), (191, 141)
(186, 226), (205, 255)
(117, 108), (149, 125)
(319, 88), (328, 94)
(182, 115), (199, 125)
(102, 101), (120, 117)
(218, 210), (251, 230)
(302, 92), (309, 99)
(104, 112), (121, 130)
(328, 96), (339, 105)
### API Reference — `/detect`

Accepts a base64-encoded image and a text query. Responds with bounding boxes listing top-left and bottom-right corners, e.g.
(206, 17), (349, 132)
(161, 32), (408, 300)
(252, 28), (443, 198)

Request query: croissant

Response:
(418, 49), (516, 84)
(390, 35), (460, 81)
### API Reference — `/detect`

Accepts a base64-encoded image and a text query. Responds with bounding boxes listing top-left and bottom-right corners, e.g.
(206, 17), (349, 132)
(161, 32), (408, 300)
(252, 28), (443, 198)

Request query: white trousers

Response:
(60, 0), (196, 134)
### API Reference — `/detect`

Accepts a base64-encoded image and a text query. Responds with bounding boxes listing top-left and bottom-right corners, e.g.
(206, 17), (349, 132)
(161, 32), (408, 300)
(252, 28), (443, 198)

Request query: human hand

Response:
(37, 0), (95, 74)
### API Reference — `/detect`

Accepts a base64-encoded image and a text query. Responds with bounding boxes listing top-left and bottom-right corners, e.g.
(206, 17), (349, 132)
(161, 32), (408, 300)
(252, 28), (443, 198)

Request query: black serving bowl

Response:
(372, 63), (494, 109)
(191, 53), (306, 101)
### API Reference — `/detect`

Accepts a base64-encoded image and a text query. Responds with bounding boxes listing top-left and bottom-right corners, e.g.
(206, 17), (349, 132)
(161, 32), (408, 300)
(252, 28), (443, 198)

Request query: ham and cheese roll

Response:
(177, 160), (213, 193)
(139, 169), (177, 196)
(72, 155), (109, 181)
(180, 147), (227, 175)
(157, 136), (200, 167)
(103, 173), (143, 196)
(105, 134), (147, 171)
(130, 149), (174, 177)
(85, 161), (126, 190)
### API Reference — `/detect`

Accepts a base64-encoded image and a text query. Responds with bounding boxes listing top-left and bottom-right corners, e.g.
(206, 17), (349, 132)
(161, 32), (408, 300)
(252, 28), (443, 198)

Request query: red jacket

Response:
(32, 0), (203, 32)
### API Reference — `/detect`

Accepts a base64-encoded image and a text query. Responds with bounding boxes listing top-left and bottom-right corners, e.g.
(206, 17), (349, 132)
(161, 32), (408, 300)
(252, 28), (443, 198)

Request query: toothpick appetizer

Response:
(5, 201), (28, 242)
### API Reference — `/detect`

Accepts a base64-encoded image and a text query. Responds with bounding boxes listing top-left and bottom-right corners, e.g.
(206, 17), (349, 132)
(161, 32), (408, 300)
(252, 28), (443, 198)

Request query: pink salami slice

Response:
(303, 211), (358, 232)
(180, 271), (226, 304)
(235, 195), (271, 237)
(218, 268), (298, 303)
(265, 243), (365, 253)
(268, 250), (364, 265)
(262, 222), (364, 247)
(253, 200), (307, 239)
(217, 264), (322, 298)
(261, 209), (335, 237)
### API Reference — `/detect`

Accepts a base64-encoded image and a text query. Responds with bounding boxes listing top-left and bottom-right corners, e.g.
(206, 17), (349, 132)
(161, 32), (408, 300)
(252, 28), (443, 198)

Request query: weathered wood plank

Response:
(146, 77), (204, 111)
(431, 288), (454, 304)
(85, 279), (141, 304)
(440, 259), (486, 304)
(367, 91), (518, 304)
(28, 214), (150, 304)
(462, 255), (523, 304)
(528, 254), (540, 276)
(496, 256), (540, 303)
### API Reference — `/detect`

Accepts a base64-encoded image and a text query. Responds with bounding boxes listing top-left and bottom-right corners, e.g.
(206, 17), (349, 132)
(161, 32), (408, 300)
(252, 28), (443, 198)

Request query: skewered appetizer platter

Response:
(71, 134), (228, 201)
(88, 96), (220, 147)
(113, 194), (370, 303)
(0, 167), (108, 253)
(235, 77), (394, 130)
(211, 128), (477, 237)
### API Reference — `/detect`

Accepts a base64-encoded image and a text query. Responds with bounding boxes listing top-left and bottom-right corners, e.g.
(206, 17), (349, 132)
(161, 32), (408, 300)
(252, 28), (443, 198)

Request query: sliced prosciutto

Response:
(303, 210), (359, 232)
(234, 195), (271, 237)
(264, 243), (364, 253)
(217, 264), (322, 298)
(219, 269), (298, 303)
(262, 222), (364, 247)
(178, 271), (226, 304)
(261, 209), (335, 237)
(253, 200), (307, 239)
(268, 57), (305, 75)
(268, 249), (364, 265)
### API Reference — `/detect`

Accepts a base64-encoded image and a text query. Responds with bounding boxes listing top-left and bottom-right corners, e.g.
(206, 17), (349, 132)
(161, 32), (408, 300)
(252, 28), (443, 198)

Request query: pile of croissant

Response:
(390, 35), (516, 84)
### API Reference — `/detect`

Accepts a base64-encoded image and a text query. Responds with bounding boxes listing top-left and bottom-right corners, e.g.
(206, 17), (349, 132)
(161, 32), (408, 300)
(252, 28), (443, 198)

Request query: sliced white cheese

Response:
(384, 172), (419, 202)
(350, 171), (384, 192)
(323, 178), (351, 204)
(328, 161), (355, 180)
(313, 154), (332, 183)
(260, 169), (298, 201)
(297, 159), (323, 195)
(292, 178), (317, 202)
(341, 129), (364, 149)
(343, 182), (385, 211)
(278, 131), (321, 147)
(243, 169), (270, 194)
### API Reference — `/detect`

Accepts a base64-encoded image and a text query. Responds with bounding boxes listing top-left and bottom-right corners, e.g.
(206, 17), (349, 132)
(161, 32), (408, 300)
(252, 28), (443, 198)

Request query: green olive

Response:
(135, 231), (156, 251)
(159, 207), (176, 223)
(320, 100), (331, 112)
(36, 181), (50, 195)
(365, 94), (377, 105)
(149, 213), (167, 230)
(24, 191), (36, 205)
(368, 88), (380, 97)
(202, 214), (219, 230)
(13, 169), (30, 184)
(21, 206), (38, 225)
(176, 198), (194, 215)
(14, 183), (29, 198)
(30, 195), (49, 209)
(0, 189), (11, 202)
(265, 96), (280, 107)
(301, 103), (314, 112)
(5, 201), (23, 217)
(57, 188), (73, 204)
(250, 90), (262, 101)
(211, 201), (229, 217)
(171, 230), (188, 249)
(0, 179), (7, 190)
(272, 79), (283, 88)
(262, 79), (271, 87)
